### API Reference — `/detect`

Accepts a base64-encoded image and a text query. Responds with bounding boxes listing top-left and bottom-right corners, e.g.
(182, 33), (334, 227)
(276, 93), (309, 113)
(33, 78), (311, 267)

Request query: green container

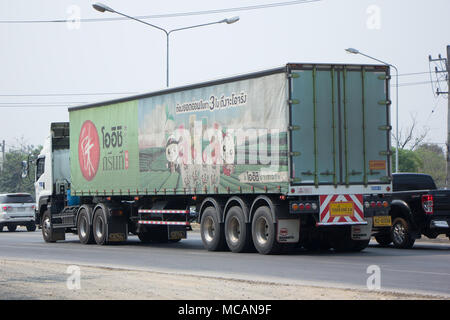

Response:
(69, 63), (391, 196)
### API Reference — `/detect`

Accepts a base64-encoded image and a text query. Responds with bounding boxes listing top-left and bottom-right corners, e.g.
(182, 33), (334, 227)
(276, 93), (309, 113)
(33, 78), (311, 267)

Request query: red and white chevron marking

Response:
(138, 209), (189, 214)
(137, 220), (190, 226)
(317, 194), (366, 226)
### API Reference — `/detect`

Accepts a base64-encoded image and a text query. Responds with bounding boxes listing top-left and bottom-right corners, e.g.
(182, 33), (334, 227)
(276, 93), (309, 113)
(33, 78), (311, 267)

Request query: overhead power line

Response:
(0, 0), (320, 24)
(0, 91), (138, 97)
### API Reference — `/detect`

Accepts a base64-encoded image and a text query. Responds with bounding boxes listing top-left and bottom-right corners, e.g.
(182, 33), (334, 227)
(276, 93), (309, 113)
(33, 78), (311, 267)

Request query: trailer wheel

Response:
(7, 225), (17, 232)
(225, 206), (254, 253)
(391, 217), (415, 249)
(93, 208), (108, 245)
(77, 208), (95, 244)
(251, 206), (280, 255)
(200, 206), (226, 251)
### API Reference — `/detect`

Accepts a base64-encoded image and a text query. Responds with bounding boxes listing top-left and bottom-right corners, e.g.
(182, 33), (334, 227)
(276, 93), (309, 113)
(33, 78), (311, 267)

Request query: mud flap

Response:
(351, 218), (373, 241)
(277, 219), (300, 243)
(107, 217), (128, 242)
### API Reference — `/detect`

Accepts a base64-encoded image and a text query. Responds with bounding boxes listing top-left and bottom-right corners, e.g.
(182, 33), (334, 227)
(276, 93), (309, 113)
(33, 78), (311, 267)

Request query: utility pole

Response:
(429, 48), (449, 187)
(447, 45), (450, 188)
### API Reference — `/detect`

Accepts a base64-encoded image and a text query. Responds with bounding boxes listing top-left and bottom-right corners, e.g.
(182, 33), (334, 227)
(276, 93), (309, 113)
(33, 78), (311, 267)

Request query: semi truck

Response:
(28, 63), (393, 254)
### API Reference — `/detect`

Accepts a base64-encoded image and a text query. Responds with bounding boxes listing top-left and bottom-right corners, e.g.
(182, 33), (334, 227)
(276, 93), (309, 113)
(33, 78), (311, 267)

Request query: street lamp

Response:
(93, 3), (239, 87)
(345, 48), (399, 173)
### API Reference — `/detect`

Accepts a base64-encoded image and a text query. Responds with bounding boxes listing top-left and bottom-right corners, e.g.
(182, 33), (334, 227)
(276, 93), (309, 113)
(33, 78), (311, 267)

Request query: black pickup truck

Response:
(373, 173), (450, 248)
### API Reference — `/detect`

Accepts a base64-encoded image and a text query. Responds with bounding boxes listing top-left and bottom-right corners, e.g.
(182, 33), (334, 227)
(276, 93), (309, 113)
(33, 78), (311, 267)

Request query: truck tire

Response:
(251, 206), (281, 255)
(351, 239), (370, 252)
(7, 225), (17, 232)
(200, 206), (227, 251)
(93, 207), (108, 245)
(42, 210), (65, 242)
(225, 206), (254, 253)
(391, 217), (415, 249)
(26, 222), (36, 232)
(138, 232), (153, 243)
(375, 232), (392, 247)
(77, 208), (95, 244)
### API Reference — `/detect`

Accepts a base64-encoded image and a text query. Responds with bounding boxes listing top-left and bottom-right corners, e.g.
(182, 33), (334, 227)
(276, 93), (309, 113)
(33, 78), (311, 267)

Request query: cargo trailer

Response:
(30, 63), (393, 254)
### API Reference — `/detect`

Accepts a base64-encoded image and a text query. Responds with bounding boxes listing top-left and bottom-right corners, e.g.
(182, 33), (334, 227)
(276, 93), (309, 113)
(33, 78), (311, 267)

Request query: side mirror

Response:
(21, 160), (29, 179)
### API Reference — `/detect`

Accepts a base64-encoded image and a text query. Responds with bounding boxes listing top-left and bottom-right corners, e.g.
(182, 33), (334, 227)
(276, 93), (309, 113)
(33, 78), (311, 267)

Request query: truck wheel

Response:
(42, 210), (64, 243)
(200, 206), (227, 251)
(77, 209), (95, 244)
(351, 239), (370, 252)
(138, 232), (153, 243)
(251, 206), (280, 255)
(375, 232), (392, 247)
(225, 206), (254, 253)
(26, 222), (36, 232)
(391, 217), (415, 249)
(7, 225), (17, 232)
(93, 208), (108, 245)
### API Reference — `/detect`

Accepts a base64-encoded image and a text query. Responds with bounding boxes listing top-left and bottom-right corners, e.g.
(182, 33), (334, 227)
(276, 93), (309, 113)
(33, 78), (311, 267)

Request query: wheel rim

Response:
(43, 217), (51, 237)
(227, 216), (241, 245)
(95, 216), (104, 239)
(393, 222), (405, 244)
(254, 216), (269, 246)
(202, 216), (215, 243)
(79, 216), (87, 238)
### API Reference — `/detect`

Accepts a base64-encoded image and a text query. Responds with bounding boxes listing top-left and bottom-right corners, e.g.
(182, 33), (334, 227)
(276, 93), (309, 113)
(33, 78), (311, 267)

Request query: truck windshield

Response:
(393, 174), (437, 191)
(0, 194), (34, 203)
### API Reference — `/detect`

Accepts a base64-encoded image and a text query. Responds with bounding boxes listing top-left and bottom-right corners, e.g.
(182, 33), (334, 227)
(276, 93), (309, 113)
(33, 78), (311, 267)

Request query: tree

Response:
(392, 147), (422, 173)
(415, 143), (446, 188)
(393, 113), (429, 151)
(0, 143), (42, 197)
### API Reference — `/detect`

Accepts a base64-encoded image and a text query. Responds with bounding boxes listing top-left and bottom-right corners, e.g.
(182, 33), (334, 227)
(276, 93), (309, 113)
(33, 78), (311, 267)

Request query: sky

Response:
(0, 0), (449, 152)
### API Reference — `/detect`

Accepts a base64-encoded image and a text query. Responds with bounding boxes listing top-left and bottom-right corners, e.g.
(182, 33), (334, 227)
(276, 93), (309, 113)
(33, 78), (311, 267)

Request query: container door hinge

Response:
(378, 75), (391, 80)
(289, 99), (300, 105)
(289, 125), (300, 131)
(290, 151), (301, 157)
(379, 151), (393, 156)
(378, 100), (392, 106)
(288, 73), (300, 79)
(378, 125), (392, 131)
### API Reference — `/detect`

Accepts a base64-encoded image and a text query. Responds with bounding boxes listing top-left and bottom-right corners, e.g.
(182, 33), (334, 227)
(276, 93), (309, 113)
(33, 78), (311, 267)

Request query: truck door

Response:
(289, 64), (391, 187)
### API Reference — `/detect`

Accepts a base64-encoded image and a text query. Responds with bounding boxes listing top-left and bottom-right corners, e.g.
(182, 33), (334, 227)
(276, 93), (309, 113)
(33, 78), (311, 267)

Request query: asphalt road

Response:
(1, 228), (450, 298)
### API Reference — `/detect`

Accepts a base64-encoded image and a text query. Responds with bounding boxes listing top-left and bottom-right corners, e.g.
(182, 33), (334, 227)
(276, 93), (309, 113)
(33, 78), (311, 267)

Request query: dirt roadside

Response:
(0, 259), (445, 300)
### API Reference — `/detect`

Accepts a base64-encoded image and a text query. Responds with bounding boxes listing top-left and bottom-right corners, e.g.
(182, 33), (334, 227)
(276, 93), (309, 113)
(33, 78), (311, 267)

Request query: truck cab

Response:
(34, 122), (72, 229)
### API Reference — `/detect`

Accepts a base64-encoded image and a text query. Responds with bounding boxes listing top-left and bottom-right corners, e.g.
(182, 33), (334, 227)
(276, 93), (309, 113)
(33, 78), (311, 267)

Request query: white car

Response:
(0, 193), (36, 232)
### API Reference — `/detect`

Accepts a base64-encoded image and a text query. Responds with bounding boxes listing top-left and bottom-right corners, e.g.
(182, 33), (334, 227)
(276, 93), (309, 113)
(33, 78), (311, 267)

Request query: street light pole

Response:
(345, 48), (399, 173)
(93, 3), (239, 87)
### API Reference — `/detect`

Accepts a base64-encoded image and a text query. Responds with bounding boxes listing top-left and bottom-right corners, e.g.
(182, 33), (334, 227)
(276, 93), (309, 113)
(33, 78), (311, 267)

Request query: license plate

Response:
(373, 216), (392, 227)
(329, 202), (354, 217)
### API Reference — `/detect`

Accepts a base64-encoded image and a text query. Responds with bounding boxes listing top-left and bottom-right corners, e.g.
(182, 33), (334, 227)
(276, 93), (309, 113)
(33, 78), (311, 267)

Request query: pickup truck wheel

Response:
(251, 206), (281, 255)
(7, 225), (17, 232)
(26, 222), (36, 232)
(375, 233), (392, 247)
(200, 206), (227, 251)
(391, 217), (415, 249)
(225, 206), (254, 253)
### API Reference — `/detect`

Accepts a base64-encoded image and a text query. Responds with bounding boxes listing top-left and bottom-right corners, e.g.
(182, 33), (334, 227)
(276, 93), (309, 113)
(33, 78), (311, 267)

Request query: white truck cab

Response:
(34, 123), (71, 227)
